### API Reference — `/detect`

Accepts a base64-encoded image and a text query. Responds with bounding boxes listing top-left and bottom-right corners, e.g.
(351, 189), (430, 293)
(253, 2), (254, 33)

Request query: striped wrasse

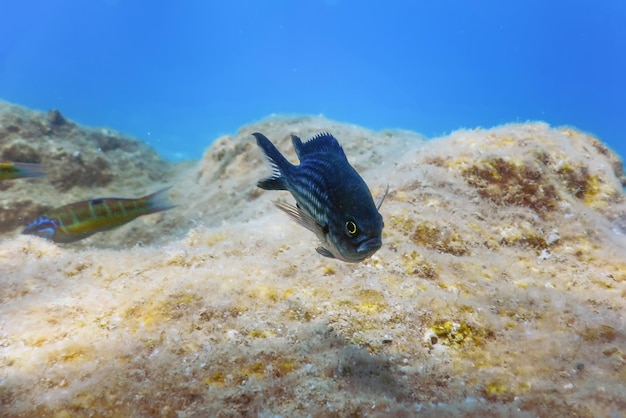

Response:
(0, 161), (45, 180)
(22, 187), (174, 243)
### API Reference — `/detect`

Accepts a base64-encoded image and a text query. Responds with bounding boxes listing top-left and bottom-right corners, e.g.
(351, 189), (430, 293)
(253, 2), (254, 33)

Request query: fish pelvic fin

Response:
(291, 132), (346, 160)
(316, 246), (336, 259)
(254, 132), (291, 190)
(141, 186), (176, 214)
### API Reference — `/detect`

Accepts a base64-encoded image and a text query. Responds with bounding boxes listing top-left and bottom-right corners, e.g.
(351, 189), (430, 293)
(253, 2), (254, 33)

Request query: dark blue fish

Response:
(254, 132), (386, 262)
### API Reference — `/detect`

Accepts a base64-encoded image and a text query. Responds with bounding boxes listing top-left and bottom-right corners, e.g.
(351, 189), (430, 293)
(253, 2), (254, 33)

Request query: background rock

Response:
(1, 102), (625, 417)
(0, 100), (174, 239)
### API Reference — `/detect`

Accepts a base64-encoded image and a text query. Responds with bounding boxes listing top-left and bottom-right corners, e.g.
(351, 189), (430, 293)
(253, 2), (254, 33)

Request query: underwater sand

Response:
(1, 102), (626, 417)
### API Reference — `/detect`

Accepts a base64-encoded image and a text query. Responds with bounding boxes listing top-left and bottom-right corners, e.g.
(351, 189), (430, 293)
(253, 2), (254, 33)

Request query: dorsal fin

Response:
(291, 132), (346, 159)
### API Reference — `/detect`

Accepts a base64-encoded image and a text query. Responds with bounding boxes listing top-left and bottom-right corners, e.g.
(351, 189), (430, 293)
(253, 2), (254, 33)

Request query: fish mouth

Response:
(357, 237), (382, 255)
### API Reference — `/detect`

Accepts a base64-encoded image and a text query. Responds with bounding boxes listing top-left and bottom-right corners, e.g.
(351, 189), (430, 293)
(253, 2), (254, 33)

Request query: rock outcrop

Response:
(1, 102), (625, 417)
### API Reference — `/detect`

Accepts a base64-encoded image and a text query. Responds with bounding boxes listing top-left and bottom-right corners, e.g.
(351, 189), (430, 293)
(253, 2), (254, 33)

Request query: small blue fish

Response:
(254, 132), (386, 262)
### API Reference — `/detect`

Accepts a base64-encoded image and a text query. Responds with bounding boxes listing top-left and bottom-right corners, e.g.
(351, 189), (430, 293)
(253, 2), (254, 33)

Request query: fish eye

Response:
(345, 220), (357, 237)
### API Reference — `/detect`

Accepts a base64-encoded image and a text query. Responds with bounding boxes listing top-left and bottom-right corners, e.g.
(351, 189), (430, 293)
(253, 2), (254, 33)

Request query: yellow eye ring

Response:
(345, 220), (357, 236)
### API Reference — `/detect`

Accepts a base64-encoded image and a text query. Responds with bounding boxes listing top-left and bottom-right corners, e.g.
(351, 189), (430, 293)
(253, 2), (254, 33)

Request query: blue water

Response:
(1, 1), (624, 162)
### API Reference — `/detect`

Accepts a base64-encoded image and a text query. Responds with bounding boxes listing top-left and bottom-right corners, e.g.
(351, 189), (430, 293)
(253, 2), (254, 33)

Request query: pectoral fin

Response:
(274, 201), (325, 237)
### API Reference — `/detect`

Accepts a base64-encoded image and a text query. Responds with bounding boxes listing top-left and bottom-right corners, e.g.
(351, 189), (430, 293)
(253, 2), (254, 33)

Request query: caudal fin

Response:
(142, 187), (176, 214)
(253, 132), (290, 190)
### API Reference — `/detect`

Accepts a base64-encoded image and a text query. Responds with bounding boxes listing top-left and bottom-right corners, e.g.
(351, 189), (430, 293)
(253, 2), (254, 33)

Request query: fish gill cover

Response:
(0, 103), (626, 416)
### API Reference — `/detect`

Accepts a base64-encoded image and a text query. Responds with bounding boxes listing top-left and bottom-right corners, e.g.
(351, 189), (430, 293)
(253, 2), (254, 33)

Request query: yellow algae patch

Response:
(425, 320), (494, 348)
(580, 324), (616, 343)
(556, 163), (605, 206)
(564, 235), (601, 263)
(128, 302), (169, 329)
(204, 231), (227, 246)
(473, 132), (518, 149)
(205, 356), (299, 387)
(122, 293), (203, 330)
(500, 306), (543, 323)
(435, 279), (473, 297)
(363, 256), (383, 268)
(389, 213), (415, 237)
(401, 250), (439, 279)
(64, 260), (92, 278)
(247, 328), (275, 339)
(273, 244), (290, 256)
(244, 361), (266, 379)
(248, 285), (293, 303)
(336, 288), (388, 316)
(412, 221), (471, 256)
(497, 224), (549, 253)
(52, 409), (73, 418)
(591, 273), (618, 289)
(320, 265), (336, 275)
(204, 370), (227, 386)
(46, 341), (93, 365)
(282, 305), (315, 322)
(311, 286), (333, 300)
(352, 289), (387, 315)
(611, 263), (626, 282)
(164, 250), (209, 268)
(482, 379), (516, 402)
(272, 359), (297, 377)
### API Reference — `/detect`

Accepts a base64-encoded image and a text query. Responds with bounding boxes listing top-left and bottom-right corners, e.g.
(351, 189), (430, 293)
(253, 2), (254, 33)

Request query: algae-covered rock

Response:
(0, 101), (174, 240)
(1, 102), (625, 417)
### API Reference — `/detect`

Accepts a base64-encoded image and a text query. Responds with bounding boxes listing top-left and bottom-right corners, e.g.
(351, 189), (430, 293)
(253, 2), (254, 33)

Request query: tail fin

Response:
(253, 132), (291, 190)
(142, 187), (175, 214)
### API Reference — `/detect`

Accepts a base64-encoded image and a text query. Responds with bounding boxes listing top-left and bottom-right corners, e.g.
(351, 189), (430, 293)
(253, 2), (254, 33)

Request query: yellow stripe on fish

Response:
(0, 161), (45, 180)
(22, 187), (174, 243)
